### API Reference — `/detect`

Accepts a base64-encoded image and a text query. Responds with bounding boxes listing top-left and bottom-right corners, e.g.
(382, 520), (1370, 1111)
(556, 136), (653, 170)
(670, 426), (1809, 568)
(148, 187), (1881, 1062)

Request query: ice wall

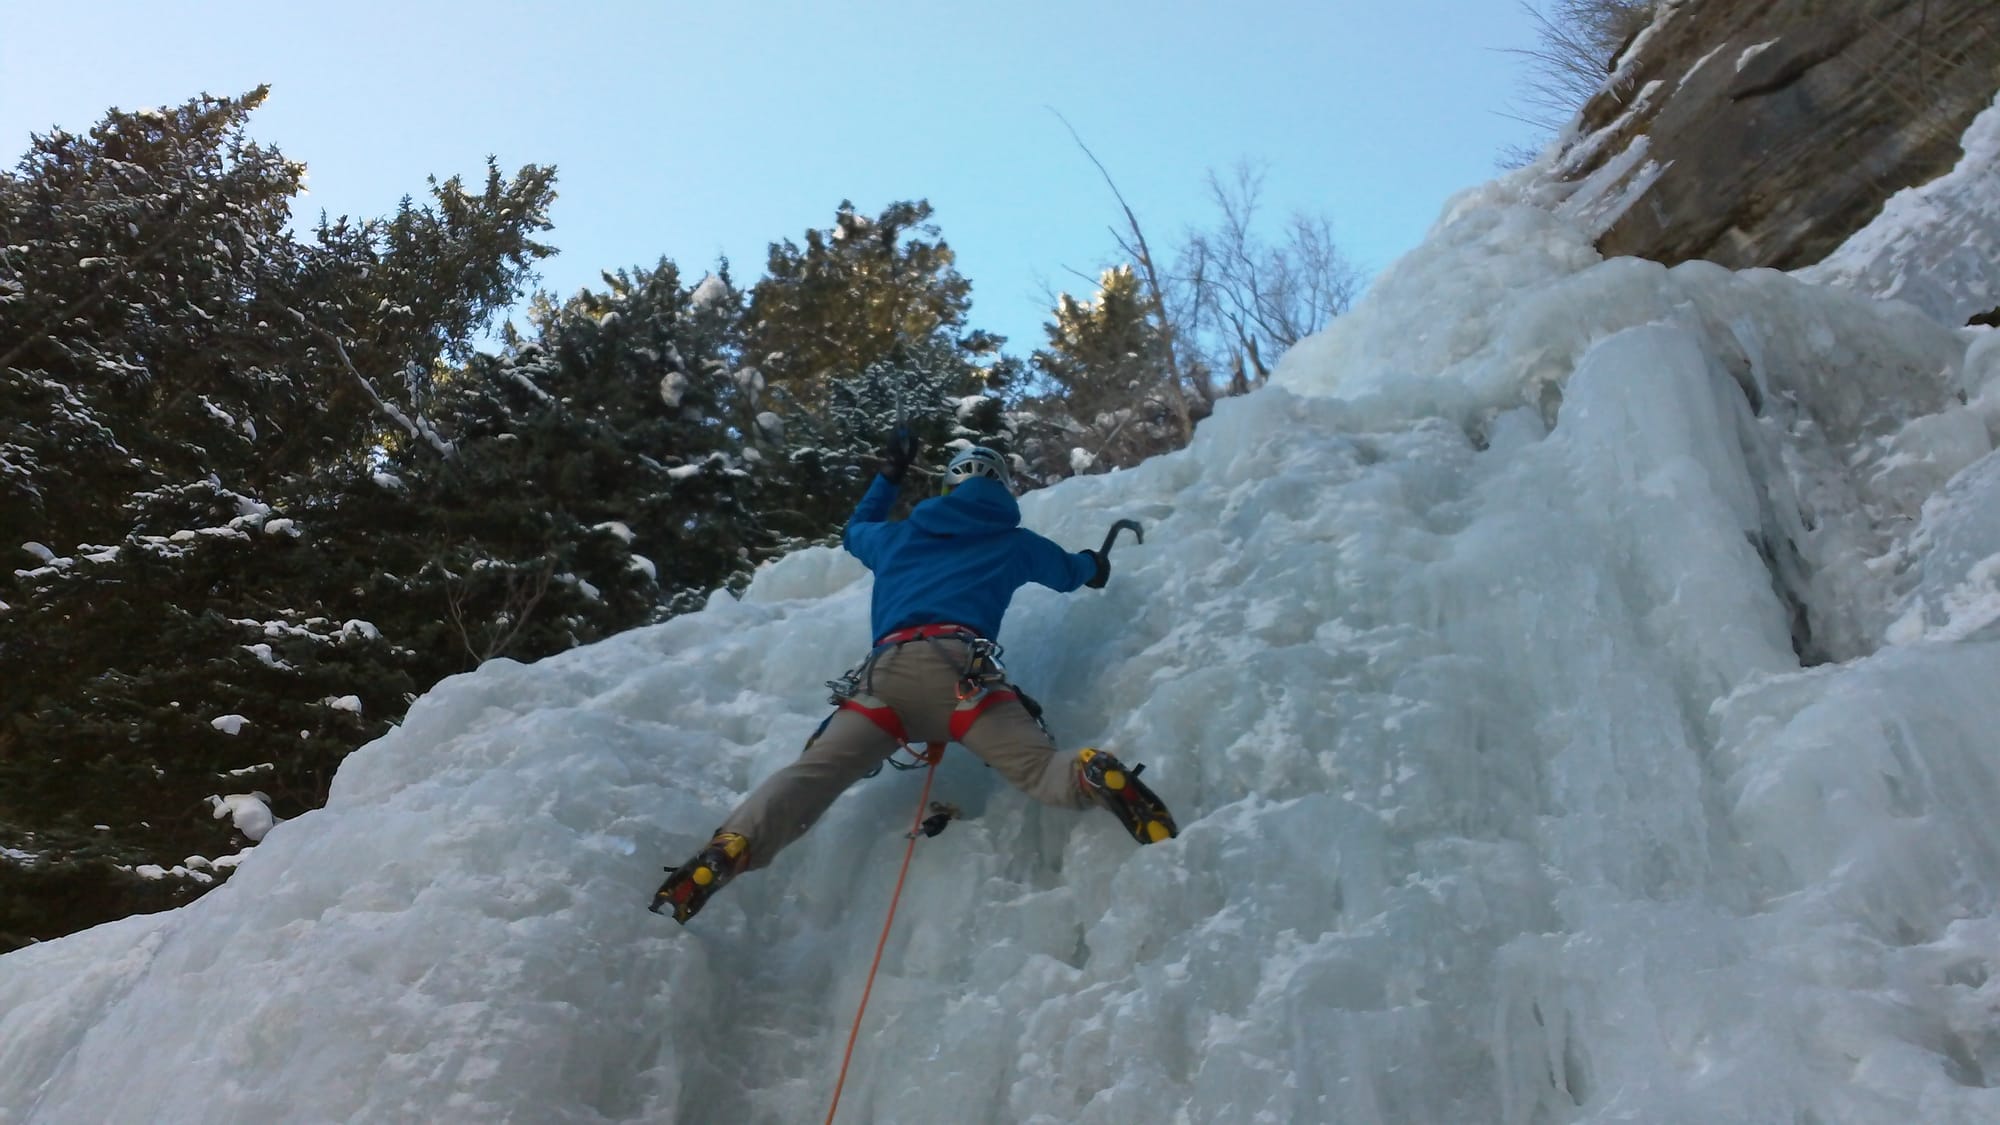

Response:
(5, 174), (2000, 1124)
(1797, 92), (2000, 329)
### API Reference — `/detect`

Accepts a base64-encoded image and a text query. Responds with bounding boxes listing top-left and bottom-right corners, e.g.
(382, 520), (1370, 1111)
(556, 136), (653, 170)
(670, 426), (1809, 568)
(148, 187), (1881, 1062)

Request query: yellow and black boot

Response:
(650, 831), (750, 924)
(1075, 748), (1177, 844)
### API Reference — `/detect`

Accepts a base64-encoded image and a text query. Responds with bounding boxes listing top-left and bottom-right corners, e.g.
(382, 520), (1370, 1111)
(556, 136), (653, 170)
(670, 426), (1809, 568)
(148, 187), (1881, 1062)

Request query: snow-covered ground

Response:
(6, 136), (2000, 1125)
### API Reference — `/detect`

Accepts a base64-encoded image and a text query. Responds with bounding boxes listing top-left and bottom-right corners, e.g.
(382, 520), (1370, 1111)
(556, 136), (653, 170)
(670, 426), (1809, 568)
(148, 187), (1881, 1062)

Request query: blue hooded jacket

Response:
(843, 474), (1097, 642)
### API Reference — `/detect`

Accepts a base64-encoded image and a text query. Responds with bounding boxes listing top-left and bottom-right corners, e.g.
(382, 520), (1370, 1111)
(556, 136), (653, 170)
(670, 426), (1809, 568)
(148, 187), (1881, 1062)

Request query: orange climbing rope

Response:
(823, 741), (947, 1125)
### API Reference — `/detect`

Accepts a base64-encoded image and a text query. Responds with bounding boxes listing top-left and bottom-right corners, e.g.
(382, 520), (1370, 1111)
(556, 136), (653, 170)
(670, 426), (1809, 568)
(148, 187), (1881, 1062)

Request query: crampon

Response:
(650, 831), (750, 924)
(1076, 748), (1178, 844)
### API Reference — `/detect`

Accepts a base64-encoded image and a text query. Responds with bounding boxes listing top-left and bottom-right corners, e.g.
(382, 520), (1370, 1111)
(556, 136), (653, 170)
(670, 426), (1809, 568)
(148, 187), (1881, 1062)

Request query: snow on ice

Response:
(5, 143), (2000, 1125)
(1798, 91), (2000, 329)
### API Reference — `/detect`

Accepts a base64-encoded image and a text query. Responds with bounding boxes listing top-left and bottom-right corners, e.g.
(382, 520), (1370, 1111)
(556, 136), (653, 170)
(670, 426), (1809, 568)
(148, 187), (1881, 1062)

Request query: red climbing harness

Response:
(828, 623), (1021, 748)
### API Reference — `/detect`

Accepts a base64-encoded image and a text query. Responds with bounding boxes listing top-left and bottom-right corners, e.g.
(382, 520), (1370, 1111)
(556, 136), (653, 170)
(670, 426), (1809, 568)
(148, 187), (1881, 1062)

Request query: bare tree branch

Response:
(1501, 0), (1658, 133)
(1027, 126), (1359, 480)
(444, 554), (557, 666)
(295, 312), (456, 458)
(1174, 161), (1359, 394)
(1050, 108), (1197, 443)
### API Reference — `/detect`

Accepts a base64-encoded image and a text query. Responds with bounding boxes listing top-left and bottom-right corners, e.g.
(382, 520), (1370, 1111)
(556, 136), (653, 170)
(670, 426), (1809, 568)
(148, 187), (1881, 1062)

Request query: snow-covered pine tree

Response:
(406, 258), (758, 639)
(761, 335), (1019, 546)
(0, 90), (557, 944)
(743, 199), (999, 412)
(0, 88), (307, 544)
(1021, 264), (1182, 478)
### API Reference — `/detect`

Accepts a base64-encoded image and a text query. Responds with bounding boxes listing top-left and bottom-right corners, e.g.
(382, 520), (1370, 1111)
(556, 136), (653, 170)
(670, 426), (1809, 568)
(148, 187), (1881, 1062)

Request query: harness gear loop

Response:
(825, 624), (999, 706)
(823, 744), (943, 1125)
(822, 625), (1015, 774)
(884, 740), (946, 771)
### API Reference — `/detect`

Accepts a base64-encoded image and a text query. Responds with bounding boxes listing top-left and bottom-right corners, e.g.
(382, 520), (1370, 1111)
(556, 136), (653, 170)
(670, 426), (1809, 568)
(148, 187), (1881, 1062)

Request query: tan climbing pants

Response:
(719, 637), (1094, 871)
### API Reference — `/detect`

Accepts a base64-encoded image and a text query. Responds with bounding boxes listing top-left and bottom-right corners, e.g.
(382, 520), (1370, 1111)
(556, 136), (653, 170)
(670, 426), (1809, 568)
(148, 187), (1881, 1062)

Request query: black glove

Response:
(1084, 549), (1111, 589)
(880, 425), (920, 484)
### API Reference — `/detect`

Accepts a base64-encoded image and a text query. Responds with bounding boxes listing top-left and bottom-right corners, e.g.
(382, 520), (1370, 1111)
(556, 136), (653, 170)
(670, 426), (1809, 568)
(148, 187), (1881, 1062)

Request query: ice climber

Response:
(652, 433), (1177, 923)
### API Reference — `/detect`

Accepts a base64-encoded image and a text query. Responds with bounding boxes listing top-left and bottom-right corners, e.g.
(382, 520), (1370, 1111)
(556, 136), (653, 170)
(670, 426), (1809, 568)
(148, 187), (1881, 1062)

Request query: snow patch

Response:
(206, 792), (276, 842)
(341, 620), (383, 642)
(690, 273), (730, 308)
(1798, 91), (2000, 325)
(241, 644), (293, 671)
(659, 370), (689, 409)
(1678, 42), (1727, 91)
(1736, 39), (1778, 71)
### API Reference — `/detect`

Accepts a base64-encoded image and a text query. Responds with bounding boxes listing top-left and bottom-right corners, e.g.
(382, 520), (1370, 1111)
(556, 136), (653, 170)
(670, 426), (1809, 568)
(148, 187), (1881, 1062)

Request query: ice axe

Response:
(1099, 519), (1143, 556)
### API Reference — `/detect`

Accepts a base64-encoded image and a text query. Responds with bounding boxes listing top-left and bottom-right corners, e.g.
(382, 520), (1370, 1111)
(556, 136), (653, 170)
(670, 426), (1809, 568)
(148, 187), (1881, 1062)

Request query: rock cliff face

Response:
(1562, 0), (2000, 275)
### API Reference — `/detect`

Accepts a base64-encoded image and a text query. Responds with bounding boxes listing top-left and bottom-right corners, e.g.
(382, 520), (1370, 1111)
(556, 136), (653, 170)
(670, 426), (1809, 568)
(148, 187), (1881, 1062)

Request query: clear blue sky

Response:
(2, 0), (1549, 354)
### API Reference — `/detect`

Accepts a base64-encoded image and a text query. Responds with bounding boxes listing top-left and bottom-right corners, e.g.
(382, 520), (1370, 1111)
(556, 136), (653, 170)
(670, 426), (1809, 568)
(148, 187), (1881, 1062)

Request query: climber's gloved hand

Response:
(1084, 549), (1111, 589)
(880, 425), (920, 485)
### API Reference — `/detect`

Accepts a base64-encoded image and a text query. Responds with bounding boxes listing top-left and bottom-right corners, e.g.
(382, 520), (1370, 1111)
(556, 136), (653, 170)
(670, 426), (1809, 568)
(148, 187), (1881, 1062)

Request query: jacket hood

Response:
(908, 476), (1020, 537)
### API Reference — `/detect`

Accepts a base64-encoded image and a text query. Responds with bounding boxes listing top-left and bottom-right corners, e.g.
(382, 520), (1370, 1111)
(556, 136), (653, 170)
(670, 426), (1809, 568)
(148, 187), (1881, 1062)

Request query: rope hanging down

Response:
(823, 516), (1142, 1121)
(823, 741), (947, 1125)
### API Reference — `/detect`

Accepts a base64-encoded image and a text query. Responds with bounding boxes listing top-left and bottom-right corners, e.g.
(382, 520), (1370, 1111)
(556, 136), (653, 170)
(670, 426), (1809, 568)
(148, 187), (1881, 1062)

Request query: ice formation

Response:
(5, 158), (2000, 1125)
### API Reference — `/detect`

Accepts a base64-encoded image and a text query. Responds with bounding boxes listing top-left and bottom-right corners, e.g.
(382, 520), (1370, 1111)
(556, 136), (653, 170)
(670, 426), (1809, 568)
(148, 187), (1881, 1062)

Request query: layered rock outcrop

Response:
(1562, 0), (2000, 274)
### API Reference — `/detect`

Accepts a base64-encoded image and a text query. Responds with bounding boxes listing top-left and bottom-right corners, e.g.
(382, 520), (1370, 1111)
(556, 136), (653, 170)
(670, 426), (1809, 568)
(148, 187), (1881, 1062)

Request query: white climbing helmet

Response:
(942, 446), (1011, 493)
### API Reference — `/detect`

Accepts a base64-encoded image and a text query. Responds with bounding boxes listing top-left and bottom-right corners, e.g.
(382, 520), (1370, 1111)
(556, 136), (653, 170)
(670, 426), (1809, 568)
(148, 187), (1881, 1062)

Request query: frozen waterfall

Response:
(6, 164), (2000, 1124)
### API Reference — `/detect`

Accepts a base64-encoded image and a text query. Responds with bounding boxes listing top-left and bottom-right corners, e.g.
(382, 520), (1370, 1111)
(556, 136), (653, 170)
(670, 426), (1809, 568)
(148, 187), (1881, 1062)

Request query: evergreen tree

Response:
(0, 87), (309, 545)
(1024, 264), (1180, 477)
(0, 91), (556, 946)
(0, 95), (1031, 948)
(743, 200), (998, 408)
(407, 259), (758, 633)
(765, 336), (1020, 541)
(1019, 167), (1356, 480)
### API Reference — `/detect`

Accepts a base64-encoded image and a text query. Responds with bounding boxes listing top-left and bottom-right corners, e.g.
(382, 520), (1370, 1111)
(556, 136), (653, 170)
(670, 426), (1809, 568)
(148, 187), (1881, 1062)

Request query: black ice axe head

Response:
(1099, 519), (1144, 556)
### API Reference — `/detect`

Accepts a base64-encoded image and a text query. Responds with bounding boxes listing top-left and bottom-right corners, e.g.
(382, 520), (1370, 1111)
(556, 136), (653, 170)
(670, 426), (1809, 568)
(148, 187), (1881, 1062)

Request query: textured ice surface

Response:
(6, 176), (2000, 1125)
(1798, 92), (2000, 329)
